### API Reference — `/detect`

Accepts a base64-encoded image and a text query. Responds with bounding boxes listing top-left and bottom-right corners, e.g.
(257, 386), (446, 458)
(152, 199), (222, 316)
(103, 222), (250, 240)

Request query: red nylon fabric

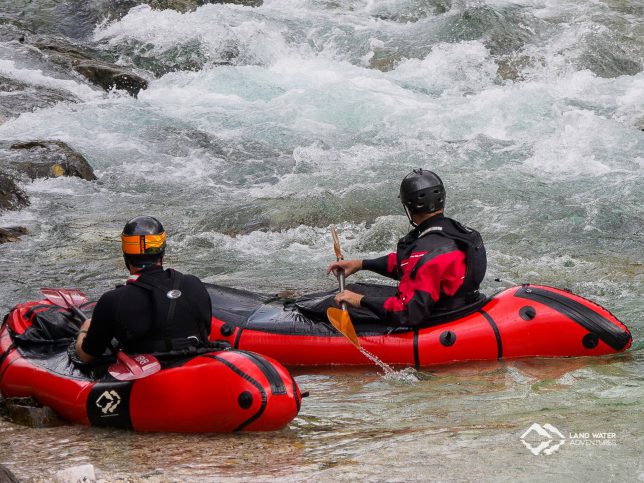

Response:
(383, 250), (466, 313)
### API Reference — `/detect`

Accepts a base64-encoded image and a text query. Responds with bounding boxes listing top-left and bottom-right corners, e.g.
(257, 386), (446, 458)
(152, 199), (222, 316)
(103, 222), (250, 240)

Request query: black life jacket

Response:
(126, 269), (211, 353)
(411, 216), (487, 311)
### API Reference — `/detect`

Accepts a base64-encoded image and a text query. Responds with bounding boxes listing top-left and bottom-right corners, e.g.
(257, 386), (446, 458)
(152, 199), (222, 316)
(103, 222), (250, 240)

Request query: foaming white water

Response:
(524, 110), (625, 177)
(95, 4), (295, 66)
(391, 41), (498, 96)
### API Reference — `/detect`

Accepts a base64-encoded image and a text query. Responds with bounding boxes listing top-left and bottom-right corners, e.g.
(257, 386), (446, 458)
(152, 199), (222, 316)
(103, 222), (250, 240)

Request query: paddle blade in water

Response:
(108, 352), (161, 381)
(326, 307), (361, 348)
(41, 288), (89, 309)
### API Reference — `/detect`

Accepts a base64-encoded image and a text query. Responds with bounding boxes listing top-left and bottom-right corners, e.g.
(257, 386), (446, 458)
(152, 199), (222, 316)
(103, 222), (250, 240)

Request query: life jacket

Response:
(409, 217), (487, 311)
(125, 269), (211, 353)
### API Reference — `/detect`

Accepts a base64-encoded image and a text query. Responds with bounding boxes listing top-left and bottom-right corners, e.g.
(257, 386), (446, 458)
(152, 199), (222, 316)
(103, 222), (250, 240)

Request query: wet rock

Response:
(0, 226), (28, 244)
(74, 61), (148, 97)
(0, 17), (32, 43)
(36, 41), (148, 97)
(0, 464), (20, 483)
(3, 397), (63, 428)
(496, 54), (539, 81)
(368, 51), (403, 72)
(53, 464), (96, 483)
(2, 140), (96, 181)
(0, 75), (78, 122)
(0, 174), (29, 211)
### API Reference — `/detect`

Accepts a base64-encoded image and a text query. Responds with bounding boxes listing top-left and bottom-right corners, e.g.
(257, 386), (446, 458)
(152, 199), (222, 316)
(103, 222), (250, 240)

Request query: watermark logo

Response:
(520, 423), (566, 455)
(95, 390), (122, 415)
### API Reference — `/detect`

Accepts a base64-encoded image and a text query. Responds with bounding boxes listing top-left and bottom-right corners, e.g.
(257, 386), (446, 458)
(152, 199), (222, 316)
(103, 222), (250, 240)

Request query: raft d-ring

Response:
(519, 306), (536, 320)
(582, 333), (599, 349)
(439, 330), (456, 347)
(238, 391), (253, 409)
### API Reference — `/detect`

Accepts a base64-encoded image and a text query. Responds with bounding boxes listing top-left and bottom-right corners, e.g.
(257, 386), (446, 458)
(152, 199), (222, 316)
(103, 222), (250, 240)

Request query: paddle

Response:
(40, 287), (88, 325)
(326, 226), (361, 348)
(40, 287), (161, 381)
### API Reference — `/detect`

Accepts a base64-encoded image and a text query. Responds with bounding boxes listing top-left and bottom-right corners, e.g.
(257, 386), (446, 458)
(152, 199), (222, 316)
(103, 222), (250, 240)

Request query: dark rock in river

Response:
(0, 174), (29, 211)
(36, 40), (148, 97)
(2, 397), (62, 428)
(2, 140), (97, 181)
(0, 227), (28, 244)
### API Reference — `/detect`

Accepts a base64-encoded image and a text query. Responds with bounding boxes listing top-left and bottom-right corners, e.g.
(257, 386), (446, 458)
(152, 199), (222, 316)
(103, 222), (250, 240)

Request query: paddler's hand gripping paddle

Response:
(326, 226), (361, 348)
(40, 287), (161, 381)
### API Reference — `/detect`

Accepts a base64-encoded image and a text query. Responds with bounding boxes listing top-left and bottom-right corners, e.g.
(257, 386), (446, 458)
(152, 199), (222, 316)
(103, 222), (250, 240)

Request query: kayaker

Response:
(75, 216), (212, 362)
(327, 169), (487, 326)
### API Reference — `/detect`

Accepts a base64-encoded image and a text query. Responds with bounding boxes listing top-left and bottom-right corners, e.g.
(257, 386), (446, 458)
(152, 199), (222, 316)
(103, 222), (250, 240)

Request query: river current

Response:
(0, 0), (642, 481)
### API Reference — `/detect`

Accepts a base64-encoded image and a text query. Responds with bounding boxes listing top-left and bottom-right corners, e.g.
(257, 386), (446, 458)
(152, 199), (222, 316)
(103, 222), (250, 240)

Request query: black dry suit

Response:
(81, 267), (212, 357)
(425, 216), (487, 311)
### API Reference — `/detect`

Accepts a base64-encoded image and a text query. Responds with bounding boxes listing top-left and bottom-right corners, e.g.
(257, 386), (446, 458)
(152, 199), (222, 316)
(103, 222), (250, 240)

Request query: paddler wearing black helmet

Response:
(75, 216), (212, 362)
(327, 169), (487, 326)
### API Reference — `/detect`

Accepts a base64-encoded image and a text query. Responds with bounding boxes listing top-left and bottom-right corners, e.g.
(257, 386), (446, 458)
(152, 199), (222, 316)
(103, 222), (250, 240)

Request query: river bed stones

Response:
(53, 465), (96, 483)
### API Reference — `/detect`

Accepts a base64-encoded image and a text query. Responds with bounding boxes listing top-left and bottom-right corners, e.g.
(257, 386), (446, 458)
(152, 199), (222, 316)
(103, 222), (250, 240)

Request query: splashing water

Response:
(358, 345), (422, 383)
(357, 346), (396, 376)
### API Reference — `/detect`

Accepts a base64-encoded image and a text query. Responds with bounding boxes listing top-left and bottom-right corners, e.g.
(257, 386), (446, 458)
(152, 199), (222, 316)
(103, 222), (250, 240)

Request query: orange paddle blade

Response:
(326, 307), (360, 348)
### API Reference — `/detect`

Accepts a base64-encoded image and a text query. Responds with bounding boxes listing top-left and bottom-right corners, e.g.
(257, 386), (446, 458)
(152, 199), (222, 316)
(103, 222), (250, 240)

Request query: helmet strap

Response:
(402, 204), (418, 227)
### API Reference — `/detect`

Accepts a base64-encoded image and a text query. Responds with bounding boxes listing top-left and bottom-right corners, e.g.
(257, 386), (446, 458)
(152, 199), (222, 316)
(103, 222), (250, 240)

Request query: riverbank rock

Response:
(1, 140), (96, 181)
(2, 397), (62, 428)
(35, 40), (148, 97)
(0, 174), (29, 210)
(0, 226), (28, 244)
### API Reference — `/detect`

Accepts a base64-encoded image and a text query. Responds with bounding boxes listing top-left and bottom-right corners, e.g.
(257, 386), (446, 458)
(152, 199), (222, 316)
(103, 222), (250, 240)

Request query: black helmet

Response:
(121, 215), (166, 269)
(400, 169), (445, 213)
(399, 169), (445, 222)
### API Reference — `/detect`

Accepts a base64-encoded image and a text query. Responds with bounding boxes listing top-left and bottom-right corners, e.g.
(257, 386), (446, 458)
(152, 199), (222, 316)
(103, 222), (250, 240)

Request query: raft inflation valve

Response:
(440, 331), (456, 347)
(220, 324), (234, 337)
(519, 306), (536, 320)
(238, 391), (253, 409)
(582, 333), (599, 349)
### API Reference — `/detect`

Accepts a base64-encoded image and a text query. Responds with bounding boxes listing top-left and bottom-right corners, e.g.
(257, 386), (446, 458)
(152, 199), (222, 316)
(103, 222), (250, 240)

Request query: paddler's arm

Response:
(74, 293), (116, 363)
(75, 319), (95, 362)
(334, 290), (363, 308)
(327, 253), (399, 280)
(362, 253), (398, 279)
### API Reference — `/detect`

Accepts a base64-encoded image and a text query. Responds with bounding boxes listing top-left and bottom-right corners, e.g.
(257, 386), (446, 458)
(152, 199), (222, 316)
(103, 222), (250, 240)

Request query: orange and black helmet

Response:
(122, 216), (166, 268)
